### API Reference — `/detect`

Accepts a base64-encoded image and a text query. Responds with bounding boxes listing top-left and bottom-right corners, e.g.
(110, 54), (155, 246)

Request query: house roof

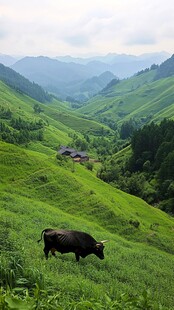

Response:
(70, 151), (87, 158)
(58, 146), (88, 159)
(58, 146), (76, 155)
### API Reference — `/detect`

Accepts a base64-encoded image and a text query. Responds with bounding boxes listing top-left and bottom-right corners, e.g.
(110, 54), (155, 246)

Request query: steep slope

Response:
(0, 81), (111, 154)
(79, 70), (174, 126)
(1, 140), (174, 308)
(155, 54), (174, 79)
(0, 63), (51, 103)
(1, 77), (174, 309)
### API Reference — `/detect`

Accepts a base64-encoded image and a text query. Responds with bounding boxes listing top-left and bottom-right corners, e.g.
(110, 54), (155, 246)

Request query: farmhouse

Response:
(58, 146), (76, 156)
(70, 151), (89, 162)
(58, 146), (89, 162)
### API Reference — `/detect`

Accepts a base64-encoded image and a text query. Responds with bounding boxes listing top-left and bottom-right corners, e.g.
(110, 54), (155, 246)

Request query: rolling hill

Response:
(78, 69), (174, 127)
(0, 80), (111, 150)
(0, 78), (174, 309)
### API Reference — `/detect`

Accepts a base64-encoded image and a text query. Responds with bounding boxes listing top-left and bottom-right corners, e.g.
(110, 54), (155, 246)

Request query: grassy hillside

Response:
(79, 71), (174, 127)
(1, 81), (174, 309)
(1, 141), (174, 309)
(0, 142), (174, 309)
(0, 81), (111, 153)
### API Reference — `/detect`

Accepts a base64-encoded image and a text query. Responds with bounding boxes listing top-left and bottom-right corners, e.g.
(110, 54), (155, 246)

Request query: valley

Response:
(0, 53), (174, 309)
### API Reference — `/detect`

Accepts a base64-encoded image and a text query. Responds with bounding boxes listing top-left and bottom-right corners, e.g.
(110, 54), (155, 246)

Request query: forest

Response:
(0, 106), (45, 144)
(98, 119), (174, 214)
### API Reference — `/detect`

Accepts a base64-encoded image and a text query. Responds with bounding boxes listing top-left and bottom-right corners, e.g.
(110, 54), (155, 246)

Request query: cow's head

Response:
(93, 240), (108, 259)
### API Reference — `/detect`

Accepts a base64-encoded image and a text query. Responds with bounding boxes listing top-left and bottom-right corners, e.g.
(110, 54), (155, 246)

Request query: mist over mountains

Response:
(0, 53), (20, 66)
(56, 51), (170, 68)
(0, 51), (171, 101)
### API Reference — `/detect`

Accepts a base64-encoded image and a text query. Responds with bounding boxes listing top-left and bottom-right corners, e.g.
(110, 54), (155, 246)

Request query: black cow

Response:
(37, 228), (107, 261)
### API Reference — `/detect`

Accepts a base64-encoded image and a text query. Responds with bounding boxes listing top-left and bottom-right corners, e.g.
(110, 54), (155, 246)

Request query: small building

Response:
(58, 146), (76, 156)
(70, 151), (89, 162)
(58, 146), (89, 162)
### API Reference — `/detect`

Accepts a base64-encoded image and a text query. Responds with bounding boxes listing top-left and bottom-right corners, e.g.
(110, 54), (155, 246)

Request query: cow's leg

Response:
(51, 248), (56, 257)
(43, 247), (49, 260)
(75, 253), (80, 262)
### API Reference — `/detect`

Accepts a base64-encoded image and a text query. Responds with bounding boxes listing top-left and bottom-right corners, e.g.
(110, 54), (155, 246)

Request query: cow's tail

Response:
(37, 228), (53, 243)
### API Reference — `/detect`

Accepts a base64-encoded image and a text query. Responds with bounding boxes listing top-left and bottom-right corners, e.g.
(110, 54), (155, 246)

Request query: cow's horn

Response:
(101, 240), (109, 243)
(96, 243), (101, 248)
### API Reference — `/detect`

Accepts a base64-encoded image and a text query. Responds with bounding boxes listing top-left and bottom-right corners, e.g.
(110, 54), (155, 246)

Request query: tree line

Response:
(0, 107), (45, 145)
(0, 63), (52, 103)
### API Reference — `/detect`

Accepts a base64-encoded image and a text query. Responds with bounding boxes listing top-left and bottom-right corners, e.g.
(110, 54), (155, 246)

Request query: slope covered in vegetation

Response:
(0, 63), (51, 103)
(1, 140), (174, 309)
(0, 81), (174, 309)
(155, 54), (174, 80)
(0, 81), (111, 153)
(98, 119), (174, 213)
(78, 70), (174, 129)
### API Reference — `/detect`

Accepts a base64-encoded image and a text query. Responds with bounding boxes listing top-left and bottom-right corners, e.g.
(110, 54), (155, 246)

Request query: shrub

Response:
(84, 161), (94, 171)
(129, 219), (140, 228)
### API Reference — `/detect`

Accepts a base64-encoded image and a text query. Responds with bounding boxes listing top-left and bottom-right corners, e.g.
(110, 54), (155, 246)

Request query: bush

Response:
(84, 161), (94, 171)
(129, 219), (140, 228)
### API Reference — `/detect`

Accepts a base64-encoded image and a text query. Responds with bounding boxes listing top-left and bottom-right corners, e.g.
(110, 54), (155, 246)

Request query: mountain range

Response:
(8, 51), (170, 101)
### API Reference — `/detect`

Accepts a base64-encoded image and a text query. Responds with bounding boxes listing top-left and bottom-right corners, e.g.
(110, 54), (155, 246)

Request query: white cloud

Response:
(0, 0), (173, 56)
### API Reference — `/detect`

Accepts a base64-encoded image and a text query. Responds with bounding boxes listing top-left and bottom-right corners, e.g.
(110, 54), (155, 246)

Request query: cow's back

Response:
(44, 229), (96, 248)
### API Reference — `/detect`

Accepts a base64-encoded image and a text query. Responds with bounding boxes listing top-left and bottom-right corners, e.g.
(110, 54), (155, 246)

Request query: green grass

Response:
(1, 140), (174, 309)
(0, 81), (112, 154)
(1, 80), (174, 309)
(79, 74), (174, 126)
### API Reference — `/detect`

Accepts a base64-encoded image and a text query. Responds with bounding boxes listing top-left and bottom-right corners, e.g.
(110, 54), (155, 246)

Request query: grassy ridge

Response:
(0, 81), (111, 152)
(79, 74), (174, 125)
(1, 140), (174, 308)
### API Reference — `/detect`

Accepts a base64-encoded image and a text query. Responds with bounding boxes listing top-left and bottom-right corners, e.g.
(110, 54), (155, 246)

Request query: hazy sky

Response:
(0, 0), (174, 57)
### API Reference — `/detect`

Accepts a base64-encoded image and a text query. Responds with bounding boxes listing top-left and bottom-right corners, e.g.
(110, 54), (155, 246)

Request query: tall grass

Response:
(0, 254), (168, 309)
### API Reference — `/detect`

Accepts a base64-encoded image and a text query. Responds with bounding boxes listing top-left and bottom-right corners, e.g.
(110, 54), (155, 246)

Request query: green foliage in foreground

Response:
(0, 286), (166, 309)
(0, 140), (174, 309)
(0, 80), (174, 309)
